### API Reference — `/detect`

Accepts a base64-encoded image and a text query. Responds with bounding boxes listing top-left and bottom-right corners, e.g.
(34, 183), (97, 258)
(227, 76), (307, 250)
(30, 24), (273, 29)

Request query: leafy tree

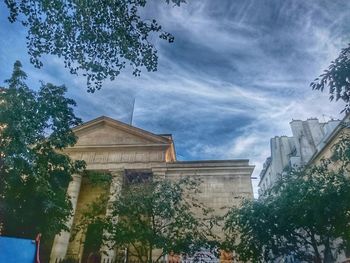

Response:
(69, 171), (112, 262)
(311, 44), (350, 113)
(4, 0), (185, 92)
(224, 135), (350, 263)
(331, 132), (350, 167)
(0, 60), (85, 239)
(75, 177), (218, 263)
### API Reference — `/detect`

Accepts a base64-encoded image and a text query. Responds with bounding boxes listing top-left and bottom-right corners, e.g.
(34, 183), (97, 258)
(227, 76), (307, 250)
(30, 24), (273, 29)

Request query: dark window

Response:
(124, 170), (152, 185)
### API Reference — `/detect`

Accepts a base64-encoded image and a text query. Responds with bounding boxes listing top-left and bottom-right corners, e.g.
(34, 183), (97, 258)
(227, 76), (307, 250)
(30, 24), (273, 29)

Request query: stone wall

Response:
(49, 117), (255, 262)
(162, 161), (254, 239)
(66, 174), (110, 260)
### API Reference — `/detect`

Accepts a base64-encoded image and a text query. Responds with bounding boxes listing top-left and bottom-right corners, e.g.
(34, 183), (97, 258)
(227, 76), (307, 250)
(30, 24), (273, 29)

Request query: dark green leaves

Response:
(76, 177), (217, 263)
(107, 177), (217, 262)
(0, 61), (85, 239)
(4, 0), (184, 92)
(311, 44), (350, 113)
(224, 136), (350, 262)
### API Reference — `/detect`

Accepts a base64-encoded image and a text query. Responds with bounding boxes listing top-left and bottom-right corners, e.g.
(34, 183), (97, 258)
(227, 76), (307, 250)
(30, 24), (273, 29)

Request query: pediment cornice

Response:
(73, 116), (171, 146)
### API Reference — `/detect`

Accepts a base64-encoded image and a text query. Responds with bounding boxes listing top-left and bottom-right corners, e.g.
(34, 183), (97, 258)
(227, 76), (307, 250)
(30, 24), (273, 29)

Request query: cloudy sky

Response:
(1, 0), (350, 196)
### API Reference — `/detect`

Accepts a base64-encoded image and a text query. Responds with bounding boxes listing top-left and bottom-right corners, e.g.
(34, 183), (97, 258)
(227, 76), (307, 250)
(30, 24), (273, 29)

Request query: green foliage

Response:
(332, 132), (350, 167)
(84, 170), (112, 187)
(70, 170), (112, 245)
(0, 61), (85, 239)
(224, 136), (350, 263)
(77, 177), (218, 263)
(4, 0), (185, 92)
(70, 195), (108, 263)
(311, 44), (350, 113)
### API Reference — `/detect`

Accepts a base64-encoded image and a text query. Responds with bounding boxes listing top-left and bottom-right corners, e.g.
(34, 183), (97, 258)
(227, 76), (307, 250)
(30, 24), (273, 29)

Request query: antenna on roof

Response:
(130, 98), (136, 126)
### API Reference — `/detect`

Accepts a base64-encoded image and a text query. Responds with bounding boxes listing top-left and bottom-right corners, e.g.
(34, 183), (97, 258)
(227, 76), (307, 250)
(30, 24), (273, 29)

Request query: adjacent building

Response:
(258, 118), (341, 195)
(258, 115), (350, 262)
(49, 116), (255, 263)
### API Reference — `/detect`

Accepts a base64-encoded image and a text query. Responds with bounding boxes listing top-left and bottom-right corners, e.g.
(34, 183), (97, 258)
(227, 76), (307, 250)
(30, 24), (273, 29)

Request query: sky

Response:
(1, 0), (350, 196)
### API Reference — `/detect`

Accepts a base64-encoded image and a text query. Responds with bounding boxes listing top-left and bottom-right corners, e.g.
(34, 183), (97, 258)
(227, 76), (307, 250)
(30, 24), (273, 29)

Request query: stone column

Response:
(100, 170), (124, 262)
(152, 166), (167, 180)
(50, 174), (82, 262)
(152, 166), (168, 262)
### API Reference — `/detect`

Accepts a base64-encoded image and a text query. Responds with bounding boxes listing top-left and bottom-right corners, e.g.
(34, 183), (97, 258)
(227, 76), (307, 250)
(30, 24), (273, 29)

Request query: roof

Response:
(258, 157), (271, 186)
(73, 116), (173, 145)
(307, 112), (350, 164)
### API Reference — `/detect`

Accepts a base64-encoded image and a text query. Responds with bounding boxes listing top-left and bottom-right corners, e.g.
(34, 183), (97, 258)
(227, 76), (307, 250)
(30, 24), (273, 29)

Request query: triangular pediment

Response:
(73, 116), (171, 147)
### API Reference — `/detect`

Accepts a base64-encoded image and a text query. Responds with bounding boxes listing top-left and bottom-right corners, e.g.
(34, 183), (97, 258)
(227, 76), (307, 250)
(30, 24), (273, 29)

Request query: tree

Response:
(311, 44), (350, 113)
(4, 0), (185, 92)
(224, 136), (350, 263)
(75, 177), (218, 263)
(0, 61), (85, 239)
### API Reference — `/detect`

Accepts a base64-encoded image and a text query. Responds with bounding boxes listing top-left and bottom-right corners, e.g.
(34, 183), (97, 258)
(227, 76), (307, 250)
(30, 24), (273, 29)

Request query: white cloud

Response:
(1, 0), (350, 197)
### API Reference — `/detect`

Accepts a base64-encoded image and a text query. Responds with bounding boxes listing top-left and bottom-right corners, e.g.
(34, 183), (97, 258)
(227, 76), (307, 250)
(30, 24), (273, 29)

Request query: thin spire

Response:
(130, 97), (136, 126)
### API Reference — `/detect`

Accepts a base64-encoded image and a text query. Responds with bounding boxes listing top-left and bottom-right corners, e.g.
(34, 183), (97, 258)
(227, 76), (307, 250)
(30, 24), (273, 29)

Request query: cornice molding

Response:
(73, 116), (171, 145)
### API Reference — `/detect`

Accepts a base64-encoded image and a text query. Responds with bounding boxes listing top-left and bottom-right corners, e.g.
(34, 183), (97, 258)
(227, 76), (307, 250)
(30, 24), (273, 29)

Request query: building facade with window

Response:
(258, 115), (350, 262)
(49, 116), (255, 263)
(258, 118), (341, 195)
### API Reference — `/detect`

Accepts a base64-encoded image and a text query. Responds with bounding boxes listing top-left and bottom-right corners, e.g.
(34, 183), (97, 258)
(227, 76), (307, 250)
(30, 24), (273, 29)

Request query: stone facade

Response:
(258, 118), (341, 195)
(258, 115), (350, 262)
(49, 116), (254, 262)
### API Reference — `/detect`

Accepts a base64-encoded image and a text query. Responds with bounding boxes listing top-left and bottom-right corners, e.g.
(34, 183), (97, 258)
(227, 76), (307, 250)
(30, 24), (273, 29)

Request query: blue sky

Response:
(1, 0), (350, 196)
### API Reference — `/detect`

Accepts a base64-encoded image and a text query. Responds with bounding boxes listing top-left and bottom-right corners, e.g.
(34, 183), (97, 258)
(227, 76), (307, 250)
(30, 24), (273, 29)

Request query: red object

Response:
(35, 233), (41, 263)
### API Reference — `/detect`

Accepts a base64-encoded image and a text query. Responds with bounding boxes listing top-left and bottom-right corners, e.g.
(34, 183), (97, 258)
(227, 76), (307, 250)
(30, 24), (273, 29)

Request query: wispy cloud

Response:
(1, 0), (350, 197)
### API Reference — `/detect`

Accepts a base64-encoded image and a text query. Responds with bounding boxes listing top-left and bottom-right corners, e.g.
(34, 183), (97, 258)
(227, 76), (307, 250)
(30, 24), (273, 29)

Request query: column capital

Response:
(152, 167), (167, 179)
(108, 169), (125, 176)
(72, 173), (82, 179)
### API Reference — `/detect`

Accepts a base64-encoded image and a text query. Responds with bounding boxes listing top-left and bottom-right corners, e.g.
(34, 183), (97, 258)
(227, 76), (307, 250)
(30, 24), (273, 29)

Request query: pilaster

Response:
(50, 174), (82, 262)
(100, 169), (124, 262)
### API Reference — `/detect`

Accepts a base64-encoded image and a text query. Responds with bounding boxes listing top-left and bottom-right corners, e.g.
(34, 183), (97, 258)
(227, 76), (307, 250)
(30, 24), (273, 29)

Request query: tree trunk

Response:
(149, 243), (153, 263)
(310, 233), (322, 263)
(323, 238), (334, 263)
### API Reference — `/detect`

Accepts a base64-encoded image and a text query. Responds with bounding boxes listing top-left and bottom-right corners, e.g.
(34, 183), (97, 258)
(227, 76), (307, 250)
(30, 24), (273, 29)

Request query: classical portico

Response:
(49, 116), (254, 262)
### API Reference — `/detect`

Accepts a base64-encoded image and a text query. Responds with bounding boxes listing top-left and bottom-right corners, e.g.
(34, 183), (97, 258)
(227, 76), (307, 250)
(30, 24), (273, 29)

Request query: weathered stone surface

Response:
(259, 118), (345, 195)
(49, 116), (254, 262)
(50, 174), (82, 261)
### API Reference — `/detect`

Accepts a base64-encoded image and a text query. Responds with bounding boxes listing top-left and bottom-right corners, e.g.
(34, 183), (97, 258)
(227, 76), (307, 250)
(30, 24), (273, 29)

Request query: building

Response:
(258, 118), (341, 195)
(49, 116), (255, 262)
(258, 115), (350, 262)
